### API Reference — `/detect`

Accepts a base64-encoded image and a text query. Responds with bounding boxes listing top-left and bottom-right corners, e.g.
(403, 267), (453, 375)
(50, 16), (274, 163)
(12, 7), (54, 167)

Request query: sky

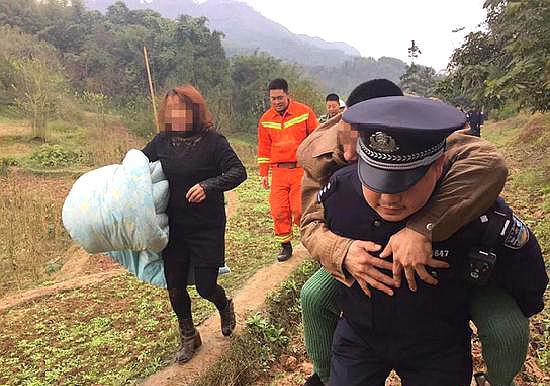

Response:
(212, 0), (488, 71)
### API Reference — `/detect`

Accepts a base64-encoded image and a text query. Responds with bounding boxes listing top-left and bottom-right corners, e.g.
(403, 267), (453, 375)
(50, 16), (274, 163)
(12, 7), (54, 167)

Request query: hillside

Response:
(84, 0), (408, 95)
(85, 0), (359, 67)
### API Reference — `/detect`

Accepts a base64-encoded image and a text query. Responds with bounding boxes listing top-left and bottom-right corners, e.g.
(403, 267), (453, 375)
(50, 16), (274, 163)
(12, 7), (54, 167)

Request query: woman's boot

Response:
(176, 318), (202, 363)
(219, 298), (236, 336)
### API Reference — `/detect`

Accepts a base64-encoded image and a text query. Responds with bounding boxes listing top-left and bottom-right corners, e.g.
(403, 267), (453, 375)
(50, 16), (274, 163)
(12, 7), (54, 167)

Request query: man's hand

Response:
(186, 184), (206, 203)
(379, 227), (449, 292)
(343, 240), (398, 297)
(261, 176), (270, 190)
(337, 122), (359, 162)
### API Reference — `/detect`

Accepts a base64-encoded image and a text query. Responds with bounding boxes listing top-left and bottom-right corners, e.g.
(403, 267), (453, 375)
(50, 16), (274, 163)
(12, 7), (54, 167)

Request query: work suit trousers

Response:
(269, 166), (303, 243)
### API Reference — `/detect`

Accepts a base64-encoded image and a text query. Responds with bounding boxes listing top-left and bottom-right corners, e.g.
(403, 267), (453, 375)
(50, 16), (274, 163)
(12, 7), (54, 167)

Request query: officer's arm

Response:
(406, 131), (508, 242)
(489, 207), (548, 317)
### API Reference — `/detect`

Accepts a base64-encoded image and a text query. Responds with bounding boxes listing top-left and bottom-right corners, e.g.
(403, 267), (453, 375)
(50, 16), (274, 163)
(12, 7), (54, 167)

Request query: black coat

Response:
(142, 130), (247, 267)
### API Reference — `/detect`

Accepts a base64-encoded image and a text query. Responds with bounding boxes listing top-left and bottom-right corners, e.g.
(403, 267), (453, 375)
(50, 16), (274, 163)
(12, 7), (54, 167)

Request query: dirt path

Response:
(139, 244), (308, 386)
(0, 189), (241, 313)
(0, 269), (123, 312)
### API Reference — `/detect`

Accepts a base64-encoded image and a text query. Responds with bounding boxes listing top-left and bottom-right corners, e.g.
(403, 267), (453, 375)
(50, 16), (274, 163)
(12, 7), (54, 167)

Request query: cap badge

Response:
(369, 132), (399, 153)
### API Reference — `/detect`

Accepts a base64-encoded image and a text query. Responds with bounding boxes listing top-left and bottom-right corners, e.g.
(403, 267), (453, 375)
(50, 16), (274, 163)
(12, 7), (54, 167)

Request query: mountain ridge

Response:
(84, 0), (407, 95)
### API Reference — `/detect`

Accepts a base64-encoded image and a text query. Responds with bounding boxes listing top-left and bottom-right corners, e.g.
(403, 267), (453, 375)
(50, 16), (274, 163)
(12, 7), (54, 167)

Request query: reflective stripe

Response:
(257, 157), (270, 164)
(283, 113), (309, 129)
(261, 113), (309, 131)
(275, 233), (293, 243)
(262, 121), (282, 130)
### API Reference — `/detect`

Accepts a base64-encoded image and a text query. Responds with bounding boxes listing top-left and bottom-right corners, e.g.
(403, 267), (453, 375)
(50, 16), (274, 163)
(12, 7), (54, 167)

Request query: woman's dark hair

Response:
(158, 85), (214, 132)
(268, 78), (289, 93)
(346, 79), (403, 107)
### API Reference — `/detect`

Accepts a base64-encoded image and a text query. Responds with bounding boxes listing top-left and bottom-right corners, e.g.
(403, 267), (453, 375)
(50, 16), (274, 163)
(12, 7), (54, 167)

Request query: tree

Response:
(0, 26), (66, 141)
(230, 53), (323, 132)
(400, 64), (438, 96)
(440, 0), (549, 111)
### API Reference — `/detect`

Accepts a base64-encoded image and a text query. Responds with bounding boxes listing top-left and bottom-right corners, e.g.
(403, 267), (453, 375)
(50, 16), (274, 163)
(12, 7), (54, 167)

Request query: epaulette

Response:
(317, 180), (338, 203)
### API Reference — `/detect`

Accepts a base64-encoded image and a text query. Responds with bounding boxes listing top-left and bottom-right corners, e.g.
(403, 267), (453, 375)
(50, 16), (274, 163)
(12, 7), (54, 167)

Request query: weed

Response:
(29, 144), (82, 168)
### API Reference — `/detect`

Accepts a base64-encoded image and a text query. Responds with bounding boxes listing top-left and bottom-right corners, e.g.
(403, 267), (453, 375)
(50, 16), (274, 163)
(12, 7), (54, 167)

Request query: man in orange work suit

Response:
(258, 78), (319, 261)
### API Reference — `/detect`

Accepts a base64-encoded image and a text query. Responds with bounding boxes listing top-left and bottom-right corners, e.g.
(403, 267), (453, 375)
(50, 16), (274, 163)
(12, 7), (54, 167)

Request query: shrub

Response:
(29, 144), (81, 168)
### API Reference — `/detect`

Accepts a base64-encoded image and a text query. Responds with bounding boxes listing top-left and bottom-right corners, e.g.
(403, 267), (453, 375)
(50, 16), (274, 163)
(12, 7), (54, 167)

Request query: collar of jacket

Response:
(265, 99), (301, 119)
(297, 113), (347, 176)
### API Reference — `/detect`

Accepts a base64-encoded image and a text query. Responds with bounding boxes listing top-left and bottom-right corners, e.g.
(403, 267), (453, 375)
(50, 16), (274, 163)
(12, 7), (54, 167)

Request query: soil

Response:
(138, 245), (308, 386)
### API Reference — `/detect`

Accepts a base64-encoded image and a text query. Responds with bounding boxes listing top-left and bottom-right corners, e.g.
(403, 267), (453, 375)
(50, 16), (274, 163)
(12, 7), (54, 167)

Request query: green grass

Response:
(190, 260), (319, 386)
(484, 113), (550, 376)
(0, 165), (282, 385)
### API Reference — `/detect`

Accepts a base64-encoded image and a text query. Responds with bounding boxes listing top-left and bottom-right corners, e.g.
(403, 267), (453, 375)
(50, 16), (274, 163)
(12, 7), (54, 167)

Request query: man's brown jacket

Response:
(297, 114), (508, 285)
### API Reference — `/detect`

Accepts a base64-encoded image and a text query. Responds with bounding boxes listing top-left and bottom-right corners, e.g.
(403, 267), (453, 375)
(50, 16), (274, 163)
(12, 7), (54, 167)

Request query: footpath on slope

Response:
(139, 245), (308, 386)
(0, 190), (239, 312)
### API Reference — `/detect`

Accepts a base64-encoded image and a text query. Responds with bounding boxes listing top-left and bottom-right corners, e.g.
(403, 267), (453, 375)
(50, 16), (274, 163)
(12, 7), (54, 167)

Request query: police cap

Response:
(342, 96), (466, 193)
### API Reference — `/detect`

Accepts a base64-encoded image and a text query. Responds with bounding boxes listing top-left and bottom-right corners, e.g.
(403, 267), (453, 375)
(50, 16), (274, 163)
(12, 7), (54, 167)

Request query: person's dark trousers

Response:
(329, 318), (472, 386)
(470, 124), (481, 137)
(164, 250), (228, 321)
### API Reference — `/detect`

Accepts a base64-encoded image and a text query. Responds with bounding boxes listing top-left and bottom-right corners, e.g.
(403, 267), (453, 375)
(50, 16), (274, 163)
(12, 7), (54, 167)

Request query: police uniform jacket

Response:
(321, 164), (547, 344)
(297, 114), (508, 286)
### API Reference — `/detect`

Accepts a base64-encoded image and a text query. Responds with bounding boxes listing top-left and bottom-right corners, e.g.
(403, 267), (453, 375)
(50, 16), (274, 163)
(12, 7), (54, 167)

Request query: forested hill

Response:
(85, 0), (361, 67)
(84, 0), (408, 94)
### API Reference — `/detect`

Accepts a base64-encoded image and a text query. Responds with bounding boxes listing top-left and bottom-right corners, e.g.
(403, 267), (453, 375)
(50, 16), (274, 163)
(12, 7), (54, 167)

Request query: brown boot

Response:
(219, 298), (236, 336)
(175, 318), (202, 363)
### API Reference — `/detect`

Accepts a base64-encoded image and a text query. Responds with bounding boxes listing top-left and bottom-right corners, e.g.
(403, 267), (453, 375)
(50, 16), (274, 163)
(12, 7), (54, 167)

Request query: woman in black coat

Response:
(142, 85), (247, 362)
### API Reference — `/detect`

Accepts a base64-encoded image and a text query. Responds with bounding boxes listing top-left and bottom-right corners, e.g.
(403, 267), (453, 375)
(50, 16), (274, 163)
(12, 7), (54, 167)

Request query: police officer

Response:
(468, 107), (484, 137)
(320, 96), (547, 386)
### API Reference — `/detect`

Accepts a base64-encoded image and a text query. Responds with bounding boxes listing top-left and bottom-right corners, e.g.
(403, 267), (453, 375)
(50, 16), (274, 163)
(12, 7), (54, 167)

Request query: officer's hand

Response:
(261, 176), (270, 190)
(186, 183), (206, 203)
(379, 227), (449, 292)
(344, 240), (397, 297)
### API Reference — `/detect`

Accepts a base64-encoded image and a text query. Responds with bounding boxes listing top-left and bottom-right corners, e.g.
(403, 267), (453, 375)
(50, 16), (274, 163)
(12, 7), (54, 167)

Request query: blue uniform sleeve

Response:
(490, 203), (548, 317)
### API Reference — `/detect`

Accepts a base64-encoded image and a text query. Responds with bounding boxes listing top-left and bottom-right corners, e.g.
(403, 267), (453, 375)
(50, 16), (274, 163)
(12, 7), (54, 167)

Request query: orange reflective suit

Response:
(257, 99), (318, 243)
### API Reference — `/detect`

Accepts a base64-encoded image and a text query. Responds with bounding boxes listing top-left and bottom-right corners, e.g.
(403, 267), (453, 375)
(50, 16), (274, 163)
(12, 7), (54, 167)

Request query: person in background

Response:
(257, 78), (318, 261)
(319, 93), (342, 124)
(141, 85), (247, 363)
(468, 107), (485, 137)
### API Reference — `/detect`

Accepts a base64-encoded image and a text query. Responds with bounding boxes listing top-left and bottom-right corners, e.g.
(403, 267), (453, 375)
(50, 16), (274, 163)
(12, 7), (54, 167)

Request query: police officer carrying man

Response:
(321, 96), (547, 386)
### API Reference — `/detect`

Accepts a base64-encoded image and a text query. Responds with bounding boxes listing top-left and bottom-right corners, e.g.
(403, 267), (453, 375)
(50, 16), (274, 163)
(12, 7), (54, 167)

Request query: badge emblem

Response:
(369, 132), (399, 153)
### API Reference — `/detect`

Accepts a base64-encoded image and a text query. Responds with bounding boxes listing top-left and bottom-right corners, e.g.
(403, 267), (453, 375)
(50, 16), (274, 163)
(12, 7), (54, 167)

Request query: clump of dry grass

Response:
(0, 171), (71, 293)
(87, 120), (146, 167)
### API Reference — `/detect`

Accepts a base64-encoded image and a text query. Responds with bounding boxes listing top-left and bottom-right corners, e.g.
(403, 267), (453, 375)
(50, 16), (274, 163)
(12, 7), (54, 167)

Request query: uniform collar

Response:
(267, 99), (298, 119)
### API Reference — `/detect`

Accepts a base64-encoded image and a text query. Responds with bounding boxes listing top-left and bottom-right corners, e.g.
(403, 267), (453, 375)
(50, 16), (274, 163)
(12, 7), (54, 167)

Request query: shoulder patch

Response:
(504, 215), (530, 249)
(317, 180), (338, 203)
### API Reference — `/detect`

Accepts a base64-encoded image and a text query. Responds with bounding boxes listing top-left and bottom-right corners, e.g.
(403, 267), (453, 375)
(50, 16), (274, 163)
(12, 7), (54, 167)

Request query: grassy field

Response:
(0, 111), (547, 385)
(0, 115), (285, 385)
